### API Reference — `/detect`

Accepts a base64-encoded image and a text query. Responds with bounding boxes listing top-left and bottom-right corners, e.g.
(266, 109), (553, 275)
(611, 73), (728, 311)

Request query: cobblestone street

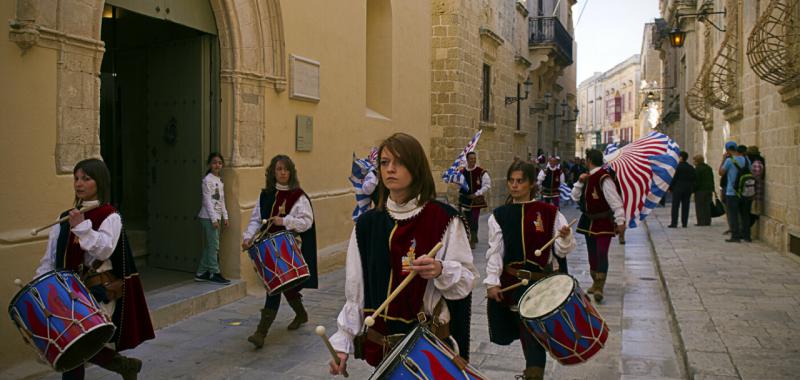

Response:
(38, 204), (800, 380)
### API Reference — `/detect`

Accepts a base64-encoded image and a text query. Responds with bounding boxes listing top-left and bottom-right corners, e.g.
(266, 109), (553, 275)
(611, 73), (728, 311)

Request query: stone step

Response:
(145, 276), (248, 330)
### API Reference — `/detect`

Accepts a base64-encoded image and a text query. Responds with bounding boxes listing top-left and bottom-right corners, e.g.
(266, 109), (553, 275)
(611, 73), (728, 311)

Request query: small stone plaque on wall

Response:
(296, 115), (313, 152)
(289, 54), (320, 103)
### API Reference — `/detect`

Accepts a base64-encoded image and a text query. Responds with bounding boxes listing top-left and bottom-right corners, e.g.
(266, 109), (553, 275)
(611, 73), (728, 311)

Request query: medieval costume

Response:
(537, 161), (565, 208)
(329, 197), (478, 367)
(458, 165), (491, 248)
(36, 200), (155, 380)
(485, 200), (575, 380)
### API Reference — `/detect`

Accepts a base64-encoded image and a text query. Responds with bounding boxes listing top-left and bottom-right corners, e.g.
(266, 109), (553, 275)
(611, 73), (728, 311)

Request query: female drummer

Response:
(484, 161), (575, 380)
(328, 133), (478, 375)
(35, 158), (154, 380)
(242, 154), (317, 348)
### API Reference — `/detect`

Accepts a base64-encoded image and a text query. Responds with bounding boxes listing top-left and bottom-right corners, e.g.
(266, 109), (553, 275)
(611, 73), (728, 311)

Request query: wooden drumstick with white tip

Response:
(364, 242), (443, 328)
(316, 326), (349, 378)
(534, 219), (577, 257)
(30, 204), (102, 236)
(14, 278), (23, 289)
(486, 279), (529, 298)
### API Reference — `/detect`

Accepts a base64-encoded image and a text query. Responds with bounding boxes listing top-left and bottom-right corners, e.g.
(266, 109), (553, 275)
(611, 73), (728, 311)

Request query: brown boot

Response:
(518, 366), (544, 380)
(286, 297), (308, 330)
(593, 272), (607, 303)
(98, 353), (142, 380)
(586, 271), (599, 294)
(248, 308), (277, 348)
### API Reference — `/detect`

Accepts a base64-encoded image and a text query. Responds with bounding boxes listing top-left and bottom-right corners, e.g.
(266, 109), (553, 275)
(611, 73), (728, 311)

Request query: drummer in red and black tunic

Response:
(35, 158), (154, 380)
(458, 152), (491, 249)
(536, 156), (570, 274)
(242, 154), (317, 348)
(485, 160), (575, 380)
(570, 149), (626, 303)
(328, 133), (478, 376)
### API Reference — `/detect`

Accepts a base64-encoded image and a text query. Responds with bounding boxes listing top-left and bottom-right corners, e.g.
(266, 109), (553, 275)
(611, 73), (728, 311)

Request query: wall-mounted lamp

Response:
(505, 77), (533, 105)
(561, 100), (579, 122)
(669, 8), (726, 48)
(529, 92), (552, 113)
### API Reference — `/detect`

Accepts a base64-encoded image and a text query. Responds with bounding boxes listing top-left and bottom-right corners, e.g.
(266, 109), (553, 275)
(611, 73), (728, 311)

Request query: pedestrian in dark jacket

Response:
(693, 155), (714, 226)
(669, 151), (696, 228)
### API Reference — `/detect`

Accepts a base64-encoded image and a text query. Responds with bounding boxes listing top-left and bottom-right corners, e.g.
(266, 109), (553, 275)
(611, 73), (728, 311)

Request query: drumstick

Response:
(315, 326), (349, 378)
(242, 218), (274, 251)
(30, 204), (102, 236)
(364, 242), (443, 327)
(14, 278), (23, 289)
(534, 219), (578, 257)
(485, 279), (529, 298)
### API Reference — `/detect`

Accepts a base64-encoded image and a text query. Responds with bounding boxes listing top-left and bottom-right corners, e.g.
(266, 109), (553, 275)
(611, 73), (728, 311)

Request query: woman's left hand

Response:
(272, 217), (284, 226)
(558, 225), (571, 238)
(411, 257), (442, 279)
(68, 208), (84, 228)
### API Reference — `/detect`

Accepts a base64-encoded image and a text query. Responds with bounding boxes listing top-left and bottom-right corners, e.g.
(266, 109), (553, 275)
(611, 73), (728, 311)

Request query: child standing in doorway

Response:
(195, 152), (231, 284)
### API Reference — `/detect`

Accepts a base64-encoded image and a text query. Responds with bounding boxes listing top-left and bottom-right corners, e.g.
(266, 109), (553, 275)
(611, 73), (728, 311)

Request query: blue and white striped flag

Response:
(559, 183), (572, 202)
(442, 130), (483, 192)
(349, 149), (377, 220)
(604, 141), (620, 156)
(604, 131), (680, 228)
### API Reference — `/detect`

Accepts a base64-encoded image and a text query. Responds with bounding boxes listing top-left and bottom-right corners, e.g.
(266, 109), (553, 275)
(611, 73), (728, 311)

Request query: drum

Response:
(370, 325), (487, 380)
(518, 274), (608, 365)
(247, 230), (309, 295)
(8, 270), (116, 372)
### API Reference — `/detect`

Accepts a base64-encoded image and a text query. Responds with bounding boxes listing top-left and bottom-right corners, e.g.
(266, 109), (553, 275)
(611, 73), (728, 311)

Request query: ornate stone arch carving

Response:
(8, 0), (286, 171)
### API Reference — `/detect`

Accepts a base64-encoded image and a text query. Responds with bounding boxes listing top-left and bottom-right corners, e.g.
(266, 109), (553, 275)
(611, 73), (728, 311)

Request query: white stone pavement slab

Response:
(40, 205), (685, 379)
(645, 206), (800, 380)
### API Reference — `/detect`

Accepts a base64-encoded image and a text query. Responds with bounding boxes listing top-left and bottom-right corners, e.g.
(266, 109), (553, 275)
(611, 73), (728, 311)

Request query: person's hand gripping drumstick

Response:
(486, 279), (529, 302)
(241, 218), (273, 250)
(534, 219), (577, 257)
(364, 242), (443, 328)
(317, 326), (349, 377)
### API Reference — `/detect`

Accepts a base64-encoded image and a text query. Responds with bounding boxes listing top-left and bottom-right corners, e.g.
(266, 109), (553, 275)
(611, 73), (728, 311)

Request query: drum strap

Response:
(356, 300), (451, 358)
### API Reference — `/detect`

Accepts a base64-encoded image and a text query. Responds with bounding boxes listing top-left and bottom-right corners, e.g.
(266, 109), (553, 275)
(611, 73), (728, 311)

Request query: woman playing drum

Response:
(485, 161), (575, 380)
(242, 154), (318, 348)
(34, 158), (154, 380)
(327, 133), (478, 376)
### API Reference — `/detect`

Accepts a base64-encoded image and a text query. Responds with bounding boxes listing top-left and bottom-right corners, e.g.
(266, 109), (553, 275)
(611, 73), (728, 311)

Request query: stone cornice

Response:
(514, 54), (532, 68)
(479, 27), (504, 47)
(515, 2), (529, 18)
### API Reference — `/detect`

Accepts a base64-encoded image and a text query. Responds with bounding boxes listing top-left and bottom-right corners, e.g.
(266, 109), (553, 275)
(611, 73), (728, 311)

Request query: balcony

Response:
(528, 17), (573, 66)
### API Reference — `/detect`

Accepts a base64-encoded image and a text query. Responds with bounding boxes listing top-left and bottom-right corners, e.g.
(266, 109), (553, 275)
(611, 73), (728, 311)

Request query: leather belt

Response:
(504, 267), (548, 281)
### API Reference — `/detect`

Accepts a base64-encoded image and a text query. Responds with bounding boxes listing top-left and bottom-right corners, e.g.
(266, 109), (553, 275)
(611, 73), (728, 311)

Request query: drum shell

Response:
(8, 270), (116, 372)
(518, 274), (609, 365)
(247, 231), (310, 295)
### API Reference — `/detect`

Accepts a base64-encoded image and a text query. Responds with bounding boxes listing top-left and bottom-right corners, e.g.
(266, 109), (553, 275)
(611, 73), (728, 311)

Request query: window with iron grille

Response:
(481, 64), (491, 122)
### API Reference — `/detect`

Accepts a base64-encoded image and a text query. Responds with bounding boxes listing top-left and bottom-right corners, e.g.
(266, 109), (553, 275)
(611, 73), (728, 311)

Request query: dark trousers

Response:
(670, 190), (691, 227)
(264, 287), (302, 310)
(694, 191), (712, 226)
(542, 196), (560, 208)
(725, 196), (752, 240)
(62, 347), (116, 380)
(519, 321), (546, 367)
(586, 235), (612, 273)
(461, 207), (481, 239)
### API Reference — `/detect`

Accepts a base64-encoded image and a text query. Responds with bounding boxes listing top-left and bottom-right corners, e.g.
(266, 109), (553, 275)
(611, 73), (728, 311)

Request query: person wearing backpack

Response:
(718, 142), (752, 242)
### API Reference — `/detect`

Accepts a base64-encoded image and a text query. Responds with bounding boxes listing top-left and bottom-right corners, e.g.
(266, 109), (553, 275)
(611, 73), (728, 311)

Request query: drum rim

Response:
(8, 270), (80, 316)
(253, 229), (296, 244)
(264, 272), (310, 296)
(517, 273), (578, 320)
(51, 321), (116, 372)
(369, 325), (425, 379)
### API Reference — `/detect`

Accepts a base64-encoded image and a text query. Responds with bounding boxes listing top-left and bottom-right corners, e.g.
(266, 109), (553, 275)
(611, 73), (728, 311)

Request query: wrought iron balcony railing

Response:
(528, 16), (573, 66)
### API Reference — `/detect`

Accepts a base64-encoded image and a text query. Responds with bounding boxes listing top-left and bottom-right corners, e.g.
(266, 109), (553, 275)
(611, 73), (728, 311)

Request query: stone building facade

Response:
(576, 55), (641, 155)
(0, 0), (432, 369)
(430, 0), (577, 207)
(655, 0), (800, 254)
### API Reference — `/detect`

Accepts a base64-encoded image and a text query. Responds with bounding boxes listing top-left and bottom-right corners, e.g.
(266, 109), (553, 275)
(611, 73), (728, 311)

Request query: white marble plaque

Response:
(290, 55), (320, 103)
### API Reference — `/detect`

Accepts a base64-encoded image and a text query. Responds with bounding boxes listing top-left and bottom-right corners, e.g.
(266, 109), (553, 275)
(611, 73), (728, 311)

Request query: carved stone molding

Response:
(8, 0), (288, 171)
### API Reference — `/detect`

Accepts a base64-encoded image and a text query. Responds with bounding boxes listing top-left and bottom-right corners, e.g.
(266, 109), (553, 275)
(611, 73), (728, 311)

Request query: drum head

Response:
(518, 274), (575, 319)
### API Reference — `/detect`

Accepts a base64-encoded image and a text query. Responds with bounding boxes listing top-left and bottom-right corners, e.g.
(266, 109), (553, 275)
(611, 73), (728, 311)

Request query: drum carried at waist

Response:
(518, 274), (609, 365)
(370, 325), (487, 380)
(8, 270), (116, 372)
(247, 230), (310, 295)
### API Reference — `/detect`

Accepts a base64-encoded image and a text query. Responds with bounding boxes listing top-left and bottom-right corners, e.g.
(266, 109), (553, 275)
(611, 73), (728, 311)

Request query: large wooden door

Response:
(146, 36), (212, 271)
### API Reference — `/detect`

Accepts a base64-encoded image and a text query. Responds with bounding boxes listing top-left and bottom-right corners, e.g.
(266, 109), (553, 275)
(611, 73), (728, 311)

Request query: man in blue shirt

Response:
(718, 141), (751, 242)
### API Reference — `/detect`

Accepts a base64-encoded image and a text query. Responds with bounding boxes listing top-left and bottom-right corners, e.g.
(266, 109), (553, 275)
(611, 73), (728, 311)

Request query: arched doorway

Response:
(99, 2), (219, 272)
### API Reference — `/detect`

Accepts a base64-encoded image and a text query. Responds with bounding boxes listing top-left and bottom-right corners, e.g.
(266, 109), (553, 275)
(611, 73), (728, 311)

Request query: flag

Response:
(559, 183), (572, 202)
(604, 141), (620, 156)
(442, 130), (483, 192)
(604, 131), (680, 228)
(349, 150), (377, 220)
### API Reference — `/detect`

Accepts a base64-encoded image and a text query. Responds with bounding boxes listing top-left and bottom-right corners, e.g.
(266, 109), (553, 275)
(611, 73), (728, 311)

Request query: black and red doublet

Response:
(540, 167), (563, 197)
(355, 200), (469, 366)
(55, 204), (154, 351)
(259, 187), (318, 289)
(487, 201), (557, 345)
(458, 167), (488, 209)
(576, 167), (617, 236)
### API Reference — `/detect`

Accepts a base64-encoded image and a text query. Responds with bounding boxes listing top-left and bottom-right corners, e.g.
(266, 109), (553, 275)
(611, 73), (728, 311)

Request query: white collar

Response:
(547, 164), (560, 171)
(276, 183), (290, 191)
(589, 166), (602, 174)
(466, 165), (479, 171)
(386, 196), (424, 220)
(80, 200), (100, 207)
